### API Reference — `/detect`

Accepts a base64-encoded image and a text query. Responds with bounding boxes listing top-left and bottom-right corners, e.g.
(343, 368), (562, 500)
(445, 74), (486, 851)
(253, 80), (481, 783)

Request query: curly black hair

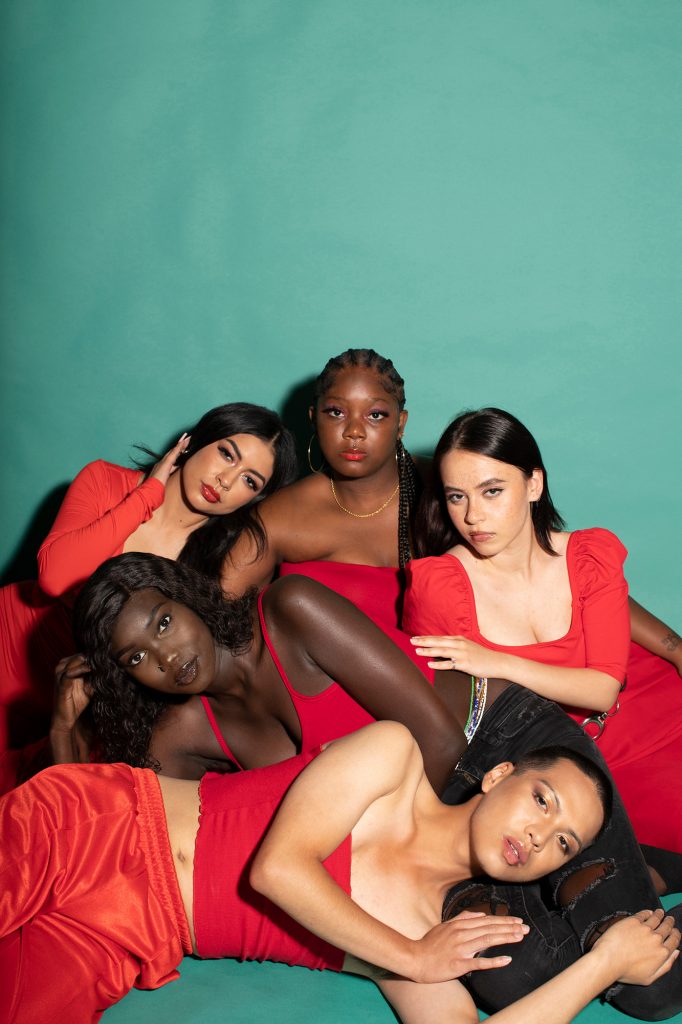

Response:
(73, 552), (255, 769)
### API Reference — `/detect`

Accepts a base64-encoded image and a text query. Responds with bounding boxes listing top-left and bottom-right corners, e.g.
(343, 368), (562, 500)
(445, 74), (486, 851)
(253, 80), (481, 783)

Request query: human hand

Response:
(52, 654), (92, 733)
(592, 910), (680, 986)
(408, 911), (528, 983)
(147, 433), (191, 488)
(410, 635), (505, 678)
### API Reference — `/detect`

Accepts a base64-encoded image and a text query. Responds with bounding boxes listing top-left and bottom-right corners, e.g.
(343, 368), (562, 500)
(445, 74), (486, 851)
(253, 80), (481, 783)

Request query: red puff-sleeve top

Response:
(403, 528), (630, 726)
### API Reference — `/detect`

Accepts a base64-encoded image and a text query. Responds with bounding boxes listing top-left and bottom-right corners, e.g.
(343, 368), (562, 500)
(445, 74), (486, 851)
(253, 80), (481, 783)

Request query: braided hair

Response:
(313, 349), (420, 568)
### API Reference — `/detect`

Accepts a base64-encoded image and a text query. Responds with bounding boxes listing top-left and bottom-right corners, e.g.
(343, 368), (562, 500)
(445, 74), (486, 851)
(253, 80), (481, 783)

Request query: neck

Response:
(156, 471), (211, 532)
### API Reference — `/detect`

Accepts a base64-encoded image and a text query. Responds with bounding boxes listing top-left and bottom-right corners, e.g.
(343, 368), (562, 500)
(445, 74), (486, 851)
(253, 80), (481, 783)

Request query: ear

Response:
(481, 761), (515, 793)
(398, 409), (408, 440)
(527, 468), (544, 503)
(308, 405), (315, 425)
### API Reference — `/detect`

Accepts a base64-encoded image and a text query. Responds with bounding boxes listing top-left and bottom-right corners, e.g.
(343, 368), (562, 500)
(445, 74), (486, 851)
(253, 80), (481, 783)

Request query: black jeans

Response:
(442, 684), (682, 1021)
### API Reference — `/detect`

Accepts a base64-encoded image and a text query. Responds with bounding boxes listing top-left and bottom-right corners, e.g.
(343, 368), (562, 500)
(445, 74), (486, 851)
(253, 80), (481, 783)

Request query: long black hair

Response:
(137, 403), (298, 580)
(413, 407), (565, 557)
(312, 349), (420, 568)
(72, 552), (255, 769)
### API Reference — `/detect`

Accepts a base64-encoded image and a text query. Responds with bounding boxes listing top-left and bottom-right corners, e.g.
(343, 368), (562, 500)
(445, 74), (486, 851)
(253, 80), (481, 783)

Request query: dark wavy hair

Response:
(137, 402), (298, 579)
(413, 407), (565, 558)
(72, 552), (255, 769)
(311, 349), (421, 568)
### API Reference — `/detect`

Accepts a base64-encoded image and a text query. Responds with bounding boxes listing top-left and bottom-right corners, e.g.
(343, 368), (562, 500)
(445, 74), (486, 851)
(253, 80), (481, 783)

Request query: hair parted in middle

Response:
(72, 551), (255, 771)
(413, 407), (565, 558)
(311, 348), (420, 568)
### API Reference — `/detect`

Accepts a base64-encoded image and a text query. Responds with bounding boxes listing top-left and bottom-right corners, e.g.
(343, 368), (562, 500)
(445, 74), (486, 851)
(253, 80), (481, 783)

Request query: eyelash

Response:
(126, 613), (170, 668)
(535, 791), (571, 854)
(219, 445), (234, 461)
(447, 488), (503, 505)
(321, 407), (390, 422)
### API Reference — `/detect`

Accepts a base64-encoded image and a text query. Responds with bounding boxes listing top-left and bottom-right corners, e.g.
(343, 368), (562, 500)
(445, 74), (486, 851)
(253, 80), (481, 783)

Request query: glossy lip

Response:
(340, 449), (367, 461)
(503, 836), (528, 866)
(470, 532), (495, 543)
(201, 482), (220, 504)
(175, 656), (199, 687)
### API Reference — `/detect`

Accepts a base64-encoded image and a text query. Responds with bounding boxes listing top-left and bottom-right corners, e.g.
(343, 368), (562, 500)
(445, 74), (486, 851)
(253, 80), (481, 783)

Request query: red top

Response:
(279, 560), (404, 631)
(194, 748), (350, 969)
(37, 460), (165, 602)
(403, 528), (630, 726)
(278, 560), (433, 679)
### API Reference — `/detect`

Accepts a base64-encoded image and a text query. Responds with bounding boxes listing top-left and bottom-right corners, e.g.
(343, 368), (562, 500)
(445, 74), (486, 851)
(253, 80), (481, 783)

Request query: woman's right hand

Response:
(52, 654), (92, 732)
(147, 433), (191, 488)
(592, 909), (680, 985)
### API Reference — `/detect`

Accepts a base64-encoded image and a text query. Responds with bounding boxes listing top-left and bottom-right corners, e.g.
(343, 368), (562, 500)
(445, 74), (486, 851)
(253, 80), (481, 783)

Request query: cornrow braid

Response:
(313, 348), (420, 567)
(313, 348), (406, 410)
(397, 439), (419, 568)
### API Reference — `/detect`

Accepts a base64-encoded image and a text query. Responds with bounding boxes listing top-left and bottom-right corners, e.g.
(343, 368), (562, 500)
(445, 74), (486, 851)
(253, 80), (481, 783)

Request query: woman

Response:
(223, 352), (682, 699)
(3, 722), (677, 1024)
(404, 407), (682, 854)
(0, 403), (297, 782)
(57, 551), (461, 790)
(50, 555), (682, 1020)
(224, 349), (420, 631)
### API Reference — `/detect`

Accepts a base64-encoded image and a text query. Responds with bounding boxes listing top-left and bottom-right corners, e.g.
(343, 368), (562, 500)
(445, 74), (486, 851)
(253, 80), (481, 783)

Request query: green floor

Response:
(104, 897), (682, 1023)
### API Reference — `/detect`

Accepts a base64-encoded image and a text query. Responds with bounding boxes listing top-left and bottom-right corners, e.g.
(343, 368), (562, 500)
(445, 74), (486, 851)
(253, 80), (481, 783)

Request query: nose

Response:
(343, 414), (366, 441)
(216, 471), (231, 491)
(463, 496), (484, 525)
(156, 648), (177, 673)
(527, 823), (549, 851)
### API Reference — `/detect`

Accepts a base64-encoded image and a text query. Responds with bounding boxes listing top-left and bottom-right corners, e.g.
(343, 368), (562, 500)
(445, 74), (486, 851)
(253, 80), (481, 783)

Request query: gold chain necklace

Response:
(330, 478), (400, 519)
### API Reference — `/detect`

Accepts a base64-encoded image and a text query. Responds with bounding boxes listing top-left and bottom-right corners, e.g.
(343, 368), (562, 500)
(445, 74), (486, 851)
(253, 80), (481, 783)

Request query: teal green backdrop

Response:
(2, 1), (680, 623)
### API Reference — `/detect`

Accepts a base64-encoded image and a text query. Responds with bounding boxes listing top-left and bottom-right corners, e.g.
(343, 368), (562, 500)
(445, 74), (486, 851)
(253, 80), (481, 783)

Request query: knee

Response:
(554, 859), (617, 912)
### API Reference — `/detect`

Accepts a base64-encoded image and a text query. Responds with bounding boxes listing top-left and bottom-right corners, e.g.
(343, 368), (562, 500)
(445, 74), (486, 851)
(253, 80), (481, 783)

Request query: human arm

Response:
(410, 638), (621, 711)
(629, 597), (682, 676)
(251, 723), (527, 981)
(37, 460), (165, 597)
(406, 531), (629, 712)
(264, 576), (467, 792)
(376, 909), (679, 1024)
(49, 655), (92, 764)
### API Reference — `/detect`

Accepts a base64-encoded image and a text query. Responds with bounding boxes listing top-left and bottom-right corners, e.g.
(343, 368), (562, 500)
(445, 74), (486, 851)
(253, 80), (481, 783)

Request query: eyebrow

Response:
(224, 438), (266, 485)
(113, 601), (165, 660)
(443, 477), (507, 493)
(541, 779), (584, 851)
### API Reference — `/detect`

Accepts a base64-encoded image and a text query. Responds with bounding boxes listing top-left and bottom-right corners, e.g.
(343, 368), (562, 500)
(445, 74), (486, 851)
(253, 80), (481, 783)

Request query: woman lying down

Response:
(1, 722), (678, 1024)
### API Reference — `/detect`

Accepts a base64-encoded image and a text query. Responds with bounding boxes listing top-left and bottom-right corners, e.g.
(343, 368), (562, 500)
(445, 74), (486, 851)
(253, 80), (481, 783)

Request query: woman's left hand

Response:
(410, 635), (505, 678)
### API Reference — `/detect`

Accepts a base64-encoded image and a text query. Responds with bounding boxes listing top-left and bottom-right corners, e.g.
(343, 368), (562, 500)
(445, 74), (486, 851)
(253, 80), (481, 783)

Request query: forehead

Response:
(441, 449), (520, 484)
(321, 365), (396, 404)
(110, 588), (168, 639)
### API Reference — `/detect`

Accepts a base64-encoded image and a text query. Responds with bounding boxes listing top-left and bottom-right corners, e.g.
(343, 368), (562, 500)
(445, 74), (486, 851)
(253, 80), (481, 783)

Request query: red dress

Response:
(278, 560), (428, 675)
(403, 529), (682, 851)
(0, 461), (163, 779)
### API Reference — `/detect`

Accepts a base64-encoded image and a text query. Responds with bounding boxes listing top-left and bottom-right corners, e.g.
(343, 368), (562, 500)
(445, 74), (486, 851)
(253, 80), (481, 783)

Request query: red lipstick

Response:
(201, 483), (220, 504)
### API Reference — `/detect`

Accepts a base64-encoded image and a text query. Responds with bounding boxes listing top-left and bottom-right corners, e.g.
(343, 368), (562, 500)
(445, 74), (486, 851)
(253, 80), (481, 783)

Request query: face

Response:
(439, 449), (543, 556)
(470, 758), (605, 883)
(182, 434), (275, 514)
(311, 366), (407, 477)
(109, 588), (217, 694)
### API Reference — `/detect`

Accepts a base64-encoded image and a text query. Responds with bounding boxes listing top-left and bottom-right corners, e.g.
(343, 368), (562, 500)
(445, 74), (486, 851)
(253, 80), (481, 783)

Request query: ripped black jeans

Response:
(442, 684), (682, 1021)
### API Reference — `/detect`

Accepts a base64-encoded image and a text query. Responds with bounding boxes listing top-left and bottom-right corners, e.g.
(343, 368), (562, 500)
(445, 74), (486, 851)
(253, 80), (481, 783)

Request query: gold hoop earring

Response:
(307, 433), (325, 474)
